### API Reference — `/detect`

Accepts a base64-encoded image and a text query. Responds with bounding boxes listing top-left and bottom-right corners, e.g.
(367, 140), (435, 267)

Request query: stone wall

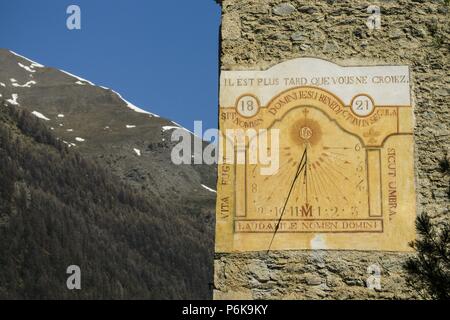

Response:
(214, 0), (449, 299)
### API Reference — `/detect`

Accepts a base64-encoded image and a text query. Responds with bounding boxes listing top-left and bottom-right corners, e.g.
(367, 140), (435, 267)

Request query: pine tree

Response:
(405, 213), (450, 299)
(404, 153), (450, 300)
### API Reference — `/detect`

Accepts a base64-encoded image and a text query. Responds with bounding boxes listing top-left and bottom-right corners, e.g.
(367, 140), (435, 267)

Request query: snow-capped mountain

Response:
(0, 48), (217, 201)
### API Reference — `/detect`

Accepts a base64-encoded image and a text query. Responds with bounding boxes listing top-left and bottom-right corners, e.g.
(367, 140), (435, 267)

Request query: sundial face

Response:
(216, 58), (416, 252)
(246, 106), (368, 222)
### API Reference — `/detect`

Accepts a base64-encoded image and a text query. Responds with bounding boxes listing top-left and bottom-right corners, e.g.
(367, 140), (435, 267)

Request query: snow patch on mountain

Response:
(62, 141), (77, 148)
(0, 82), (5, 87)
(133, 148), (141, 156)
(12, 80), (37, 88)
(161, 122), (197, 137)
(58, 114), (65, 118)
(126, 125), (136, 129)
(168, 121), (197, 137)
(18, 62), (41, 73)
(7, 94), (19, 106)
(109, 89), (160, 118)
(9, 50), (44, 68)
(75, 137), (85, 142)
(32, 111), (50, 121)
(60, 70), (95, 86)
(162, 126), (179, 132)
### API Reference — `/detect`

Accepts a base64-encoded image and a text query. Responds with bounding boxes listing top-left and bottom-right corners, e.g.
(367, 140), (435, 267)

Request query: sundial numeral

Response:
(236, 94), (260, 118)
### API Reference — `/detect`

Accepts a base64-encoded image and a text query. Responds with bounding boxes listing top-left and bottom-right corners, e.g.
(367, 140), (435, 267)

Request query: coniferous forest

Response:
(0, 101), (213, 299)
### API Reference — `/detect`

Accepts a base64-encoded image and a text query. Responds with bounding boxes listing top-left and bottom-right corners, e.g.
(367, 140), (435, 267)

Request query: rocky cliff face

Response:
(215, 0), (449, 299)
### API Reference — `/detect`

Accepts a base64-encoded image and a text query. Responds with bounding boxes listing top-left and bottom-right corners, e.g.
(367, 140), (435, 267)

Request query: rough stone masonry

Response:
(214, 0), (449, 299)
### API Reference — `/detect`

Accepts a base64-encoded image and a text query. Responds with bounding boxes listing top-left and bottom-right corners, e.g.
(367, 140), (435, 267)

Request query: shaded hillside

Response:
(0, 101), (213, 299)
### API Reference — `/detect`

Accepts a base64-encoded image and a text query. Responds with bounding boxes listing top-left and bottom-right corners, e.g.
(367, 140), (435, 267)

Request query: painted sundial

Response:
(216, 58), (416, 252)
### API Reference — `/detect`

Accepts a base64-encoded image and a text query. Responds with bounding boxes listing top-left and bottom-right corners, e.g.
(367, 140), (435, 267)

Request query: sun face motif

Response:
(300, 127), (312, 140)
(290, 118), (322, 147)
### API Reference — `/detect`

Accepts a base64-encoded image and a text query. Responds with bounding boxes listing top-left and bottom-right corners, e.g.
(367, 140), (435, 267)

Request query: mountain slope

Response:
(0, 102), (212, 299)
(0, 49), (217, 202)
(0, 49), (217, 299)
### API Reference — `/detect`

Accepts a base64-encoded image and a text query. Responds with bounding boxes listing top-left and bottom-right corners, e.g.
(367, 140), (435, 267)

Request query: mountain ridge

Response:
(0, 48), (217, 200)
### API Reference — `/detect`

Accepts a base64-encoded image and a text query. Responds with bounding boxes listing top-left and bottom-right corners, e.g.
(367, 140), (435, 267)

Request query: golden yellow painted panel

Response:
(215, 58), (416, 252)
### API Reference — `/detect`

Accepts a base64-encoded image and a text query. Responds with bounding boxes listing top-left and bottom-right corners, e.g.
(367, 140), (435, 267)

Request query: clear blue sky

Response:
(0, 0), (221, 131)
